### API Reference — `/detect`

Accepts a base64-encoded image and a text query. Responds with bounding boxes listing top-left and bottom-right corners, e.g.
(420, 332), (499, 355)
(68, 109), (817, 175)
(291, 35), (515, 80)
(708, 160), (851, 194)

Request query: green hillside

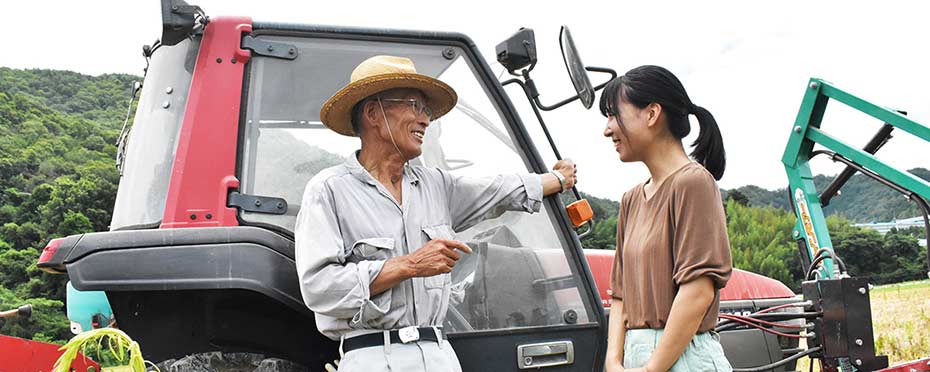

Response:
(0, 67), (138, 343)
(726, 168), (930, 222)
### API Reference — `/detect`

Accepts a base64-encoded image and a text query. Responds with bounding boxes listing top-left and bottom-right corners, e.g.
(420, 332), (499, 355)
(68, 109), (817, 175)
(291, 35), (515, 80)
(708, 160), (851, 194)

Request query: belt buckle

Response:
(398, 326), (420, 343)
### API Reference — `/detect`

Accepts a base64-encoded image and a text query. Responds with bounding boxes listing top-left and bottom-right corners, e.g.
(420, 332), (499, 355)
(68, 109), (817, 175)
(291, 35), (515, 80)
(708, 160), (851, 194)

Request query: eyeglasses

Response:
(379, 98), (433, 120)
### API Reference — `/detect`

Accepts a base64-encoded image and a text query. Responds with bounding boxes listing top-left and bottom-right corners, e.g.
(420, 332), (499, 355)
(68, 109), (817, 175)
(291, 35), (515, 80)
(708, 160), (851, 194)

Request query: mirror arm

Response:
(501, 77), (564, 161)
(501, 77), (597, 239)
(525, 66), (618, 112)
(586, 66), (618, 90)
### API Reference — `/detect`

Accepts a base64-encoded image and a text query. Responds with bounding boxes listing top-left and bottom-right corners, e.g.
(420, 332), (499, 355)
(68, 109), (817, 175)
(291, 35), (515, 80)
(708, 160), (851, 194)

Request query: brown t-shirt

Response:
(610, 162), (732, 332)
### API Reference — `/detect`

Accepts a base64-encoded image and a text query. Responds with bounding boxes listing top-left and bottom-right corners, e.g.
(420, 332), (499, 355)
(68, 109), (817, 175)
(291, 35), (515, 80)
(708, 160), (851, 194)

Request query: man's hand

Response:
(542, 159), (578, 196)
(403, 238), (473, 277)
(371, 239), (472, 296)
(553, 159), (577, 190)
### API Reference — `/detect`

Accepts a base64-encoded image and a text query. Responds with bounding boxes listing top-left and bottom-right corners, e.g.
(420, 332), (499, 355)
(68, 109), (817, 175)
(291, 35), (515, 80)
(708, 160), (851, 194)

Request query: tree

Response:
(0, 246), (37, 291)
(726, 189), (750, 206)
(832, 228), (885, 277)
(0, 68), (132, 343)
(586, 215), (618, 250)
(827, 224), (928, 284)
(0, 285), (71, 344)
(2, 222), (41, 249)
(725, 200), (799, 288)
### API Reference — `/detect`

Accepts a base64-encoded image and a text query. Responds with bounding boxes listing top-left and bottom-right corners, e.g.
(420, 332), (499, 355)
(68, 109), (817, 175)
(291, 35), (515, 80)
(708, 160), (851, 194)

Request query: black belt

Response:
(343, 327), (443, 353)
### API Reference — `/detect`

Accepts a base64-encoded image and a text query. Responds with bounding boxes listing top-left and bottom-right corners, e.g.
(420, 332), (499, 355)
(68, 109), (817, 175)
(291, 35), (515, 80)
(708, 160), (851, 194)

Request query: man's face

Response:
(374, 88), (431, 159)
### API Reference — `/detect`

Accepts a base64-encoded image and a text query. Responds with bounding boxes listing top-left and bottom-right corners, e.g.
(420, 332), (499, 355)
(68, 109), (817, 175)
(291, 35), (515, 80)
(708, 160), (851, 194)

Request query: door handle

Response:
(517, 340), (574, 369)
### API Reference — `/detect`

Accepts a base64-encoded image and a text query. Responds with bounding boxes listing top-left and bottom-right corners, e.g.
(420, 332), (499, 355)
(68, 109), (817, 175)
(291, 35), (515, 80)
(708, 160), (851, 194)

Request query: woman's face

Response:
(603, 95), (652, 162)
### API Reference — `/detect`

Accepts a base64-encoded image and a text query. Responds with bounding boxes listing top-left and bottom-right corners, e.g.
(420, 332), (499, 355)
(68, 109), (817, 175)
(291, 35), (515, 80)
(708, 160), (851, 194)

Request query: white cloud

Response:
(2, 0), (928, 201)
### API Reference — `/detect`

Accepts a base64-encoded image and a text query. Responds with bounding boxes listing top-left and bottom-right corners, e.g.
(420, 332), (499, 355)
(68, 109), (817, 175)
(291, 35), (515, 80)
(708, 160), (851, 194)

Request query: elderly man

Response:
(295, 55), (577, 372)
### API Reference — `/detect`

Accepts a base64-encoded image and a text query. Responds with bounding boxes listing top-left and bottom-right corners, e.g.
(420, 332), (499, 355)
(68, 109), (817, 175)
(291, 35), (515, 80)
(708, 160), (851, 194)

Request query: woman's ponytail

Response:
(689, 104), (726, 180)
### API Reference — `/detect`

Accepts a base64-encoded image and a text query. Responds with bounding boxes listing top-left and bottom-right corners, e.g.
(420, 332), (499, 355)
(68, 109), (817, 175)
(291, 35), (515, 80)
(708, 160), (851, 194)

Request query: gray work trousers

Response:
(337, 337), (462, 372)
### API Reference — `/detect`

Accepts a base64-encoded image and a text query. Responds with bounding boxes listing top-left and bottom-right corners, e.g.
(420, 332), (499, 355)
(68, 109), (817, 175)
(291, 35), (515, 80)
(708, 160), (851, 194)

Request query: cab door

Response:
(237, 24), (607, 371)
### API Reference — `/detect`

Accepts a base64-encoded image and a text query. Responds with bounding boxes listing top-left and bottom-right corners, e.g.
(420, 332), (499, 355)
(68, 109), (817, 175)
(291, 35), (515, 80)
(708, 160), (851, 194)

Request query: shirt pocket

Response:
(421, 224), (455, 289)
(351, 237), (395, 261)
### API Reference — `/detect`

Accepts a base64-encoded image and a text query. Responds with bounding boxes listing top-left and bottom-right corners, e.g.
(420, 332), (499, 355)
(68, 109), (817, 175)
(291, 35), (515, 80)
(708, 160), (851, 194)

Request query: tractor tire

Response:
(155, 352), (308, 372)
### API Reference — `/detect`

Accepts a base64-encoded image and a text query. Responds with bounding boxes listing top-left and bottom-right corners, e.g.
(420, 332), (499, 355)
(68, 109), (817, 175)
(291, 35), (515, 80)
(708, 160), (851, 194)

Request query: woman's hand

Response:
(605, 357), (624, 372)
(645, 277), (715, 372)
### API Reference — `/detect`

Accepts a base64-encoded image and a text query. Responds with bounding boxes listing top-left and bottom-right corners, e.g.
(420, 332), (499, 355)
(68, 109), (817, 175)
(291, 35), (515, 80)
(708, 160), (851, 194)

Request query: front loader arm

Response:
(782, 78), (930, 280)
(777, 78), (930, 372)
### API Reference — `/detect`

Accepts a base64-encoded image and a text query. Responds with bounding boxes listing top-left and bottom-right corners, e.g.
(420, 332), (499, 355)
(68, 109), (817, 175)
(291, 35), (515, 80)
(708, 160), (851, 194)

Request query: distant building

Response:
(854, 216), (926, 236)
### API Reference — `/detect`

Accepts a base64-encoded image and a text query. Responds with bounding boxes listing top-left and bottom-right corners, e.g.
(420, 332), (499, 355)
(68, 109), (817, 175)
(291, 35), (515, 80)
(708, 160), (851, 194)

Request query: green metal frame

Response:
(782, 78), (930, 279)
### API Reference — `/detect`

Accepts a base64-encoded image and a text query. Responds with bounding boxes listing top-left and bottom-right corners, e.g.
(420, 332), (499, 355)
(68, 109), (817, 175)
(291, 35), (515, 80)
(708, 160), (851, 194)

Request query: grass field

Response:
(796, 279), (930, 371)
(871, 279), (930, 364)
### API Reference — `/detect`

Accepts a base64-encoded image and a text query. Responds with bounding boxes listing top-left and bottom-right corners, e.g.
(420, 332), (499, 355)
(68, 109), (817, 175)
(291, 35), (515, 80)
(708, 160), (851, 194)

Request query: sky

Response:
(2, 0), (929, 201)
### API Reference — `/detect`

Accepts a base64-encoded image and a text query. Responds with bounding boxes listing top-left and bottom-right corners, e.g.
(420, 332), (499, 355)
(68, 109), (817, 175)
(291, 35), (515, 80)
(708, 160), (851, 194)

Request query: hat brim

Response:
(319, 73), (458, 137)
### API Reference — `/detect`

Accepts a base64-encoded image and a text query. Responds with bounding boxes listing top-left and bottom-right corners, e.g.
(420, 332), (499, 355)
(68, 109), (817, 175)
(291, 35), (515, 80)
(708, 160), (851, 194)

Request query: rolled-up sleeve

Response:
(442, 171), (543, 231)
(294, 178), (391, 324)
(670, 170), (732, 289)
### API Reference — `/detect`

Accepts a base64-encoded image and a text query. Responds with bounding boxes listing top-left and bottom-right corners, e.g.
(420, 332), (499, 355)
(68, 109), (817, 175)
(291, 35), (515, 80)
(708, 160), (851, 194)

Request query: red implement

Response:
(0, 335), (100, 372)
(877, 357), (930, 372)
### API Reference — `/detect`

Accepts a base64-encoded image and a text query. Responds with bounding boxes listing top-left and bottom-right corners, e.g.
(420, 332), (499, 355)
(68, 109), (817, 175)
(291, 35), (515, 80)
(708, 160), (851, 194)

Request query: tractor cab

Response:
(38, 1), (609, 370)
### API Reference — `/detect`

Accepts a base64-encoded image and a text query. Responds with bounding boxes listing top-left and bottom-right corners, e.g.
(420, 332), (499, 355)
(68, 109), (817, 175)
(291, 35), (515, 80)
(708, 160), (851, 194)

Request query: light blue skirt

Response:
(624, 328), (733, 372)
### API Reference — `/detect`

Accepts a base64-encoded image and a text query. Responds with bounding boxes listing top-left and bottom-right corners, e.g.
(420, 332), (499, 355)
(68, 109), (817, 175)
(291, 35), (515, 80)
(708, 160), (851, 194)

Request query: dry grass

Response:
(871, 280), (930, 364)
(796, 279), (930, 371)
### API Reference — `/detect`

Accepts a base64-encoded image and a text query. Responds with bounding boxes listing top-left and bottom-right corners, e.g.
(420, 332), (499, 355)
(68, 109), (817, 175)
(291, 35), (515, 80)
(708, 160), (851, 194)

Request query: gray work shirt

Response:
(295, 152), (543, 340)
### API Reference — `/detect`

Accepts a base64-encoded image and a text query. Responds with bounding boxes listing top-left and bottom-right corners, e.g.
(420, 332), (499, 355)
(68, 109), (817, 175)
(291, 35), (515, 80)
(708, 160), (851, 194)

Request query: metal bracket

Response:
(803, 277), (888, 371)
(228, 192), (288, 215)
(241, 36), (298, 60)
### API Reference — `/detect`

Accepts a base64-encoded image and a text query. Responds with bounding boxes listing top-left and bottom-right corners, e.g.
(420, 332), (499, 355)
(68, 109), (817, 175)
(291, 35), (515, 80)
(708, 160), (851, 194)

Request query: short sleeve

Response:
(609, 191), (632, 300)
(670, 168), (732, 289)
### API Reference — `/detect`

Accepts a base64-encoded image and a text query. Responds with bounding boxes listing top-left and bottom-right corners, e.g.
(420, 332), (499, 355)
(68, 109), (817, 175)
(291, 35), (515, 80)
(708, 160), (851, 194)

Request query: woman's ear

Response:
(645, 102), (662, 128)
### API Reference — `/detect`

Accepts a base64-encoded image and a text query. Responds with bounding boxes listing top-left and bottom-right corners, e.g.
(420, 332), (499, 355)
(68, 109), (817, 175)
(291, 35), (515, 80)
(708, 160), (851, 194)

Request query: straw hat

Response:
(319, 55), (458, 137)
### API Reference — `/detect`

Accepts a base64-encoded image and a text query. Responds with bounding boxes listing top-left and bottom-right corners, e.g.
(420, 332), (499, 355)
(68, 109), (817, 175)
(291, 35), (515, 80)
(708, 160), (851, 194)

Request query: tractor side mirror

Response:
(559, 26), (595, 109)
(496, 28), (537, 73)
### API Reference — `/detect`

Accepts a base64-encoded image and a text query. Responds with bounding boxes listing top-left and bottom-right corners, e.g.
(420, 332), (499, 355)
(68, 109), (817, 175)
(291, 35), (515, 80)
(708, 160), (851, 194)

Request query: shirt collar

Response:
(345, 150), (420, 186)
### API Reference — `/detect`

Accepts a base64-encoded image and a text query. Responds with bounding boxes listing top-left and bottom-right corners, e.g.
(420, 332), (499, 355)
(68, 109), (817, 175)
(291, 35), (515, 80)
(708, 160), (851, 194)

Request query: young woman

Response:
(602, 65), (733, 372)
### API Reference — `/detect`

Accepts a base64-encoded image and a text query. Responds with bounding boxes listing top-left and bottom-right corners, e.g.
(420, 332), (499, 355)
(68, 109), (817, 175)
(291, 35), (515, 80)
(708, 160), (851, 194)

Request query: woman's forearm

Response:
(606, 298), (627, 364)
(645, 277), (715, 372)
